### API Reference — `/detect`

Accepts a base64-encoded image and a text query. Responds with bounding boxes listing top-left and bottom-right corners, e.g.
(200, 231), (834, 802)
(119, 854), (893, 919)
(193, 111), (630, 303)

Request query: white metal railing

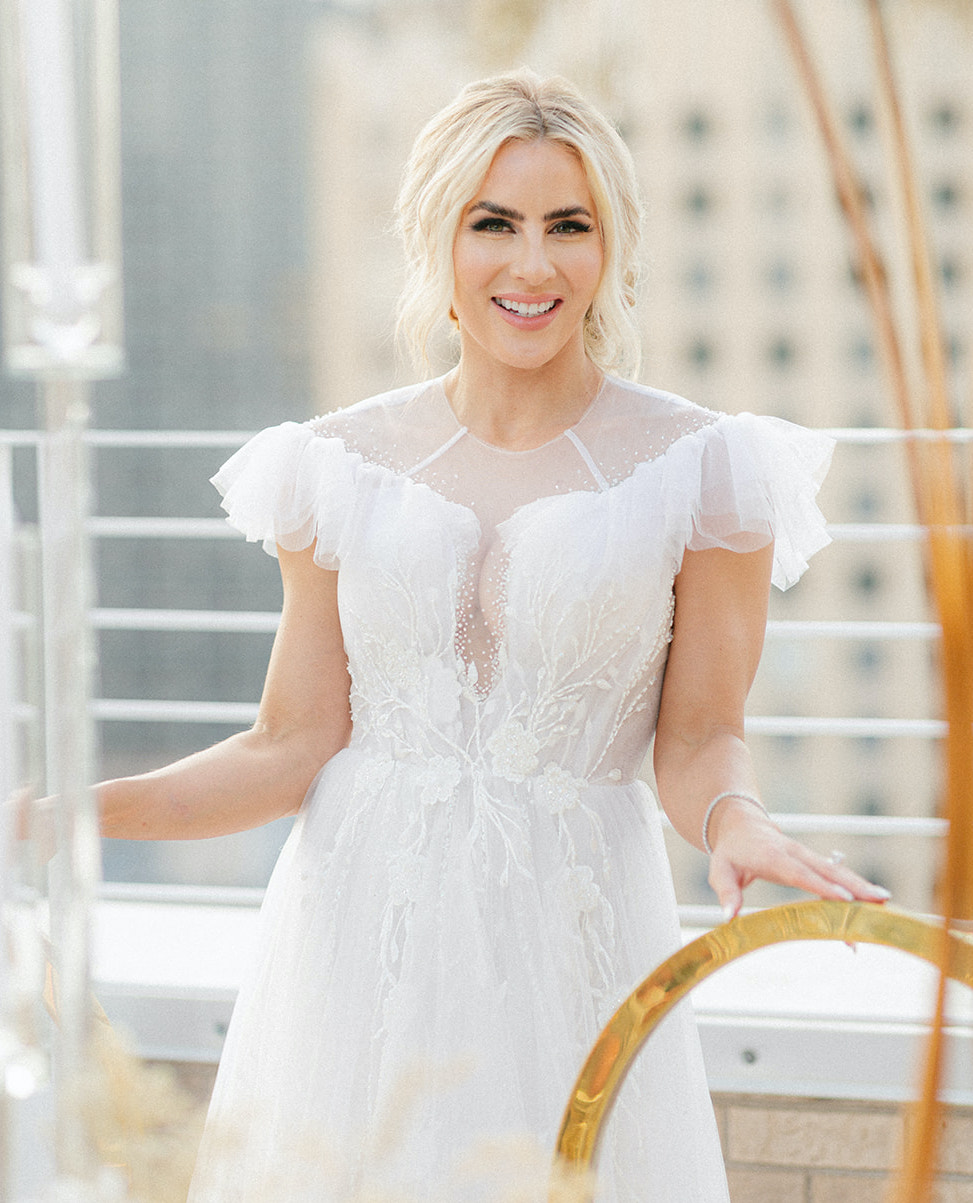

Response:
(2, 427), (963, 885)
(1, 426), (959, 743)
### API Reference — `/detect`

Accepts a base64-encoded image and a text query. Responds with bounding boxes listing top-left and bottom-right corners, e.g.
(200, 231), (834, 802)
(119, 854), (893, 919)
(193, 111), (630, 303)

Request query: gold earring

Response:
(449, 307), (459, 325)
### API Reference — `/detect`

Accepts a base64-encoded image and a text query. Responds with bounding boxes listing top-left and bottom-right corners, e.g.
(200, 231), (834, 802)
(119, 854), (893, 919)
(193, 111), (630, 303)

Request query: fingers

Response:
(793, 843), (890, 904)
(707, 854), (744, 921)
(707, 828), (891, 922)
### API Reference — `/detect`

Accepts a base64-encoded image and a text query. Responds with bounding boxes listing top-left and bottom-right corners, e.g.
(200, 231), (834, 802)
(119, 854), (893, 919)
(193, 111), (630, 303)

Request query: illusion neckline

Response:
(434, 373), (608, 456)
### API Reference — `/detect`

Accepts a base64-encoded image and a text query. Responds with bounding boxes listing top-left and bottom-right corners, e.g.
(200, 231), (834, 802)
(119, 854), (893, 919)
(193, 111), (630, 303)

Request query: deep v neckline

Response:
(308, 379), (727, 699)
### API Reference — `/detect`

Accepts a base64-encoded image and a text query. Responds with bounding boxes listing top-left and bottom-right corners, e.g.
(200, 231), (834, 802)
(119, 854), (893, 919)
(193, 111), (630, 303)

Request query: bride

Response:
(93, 71), (888, 1200)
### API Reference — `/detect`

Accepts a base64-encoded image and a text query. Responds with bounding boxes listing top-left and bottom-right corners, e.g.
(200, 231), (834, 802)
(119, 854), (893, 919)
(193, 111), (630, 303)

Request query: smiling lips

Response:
(493, 296), (561, 319)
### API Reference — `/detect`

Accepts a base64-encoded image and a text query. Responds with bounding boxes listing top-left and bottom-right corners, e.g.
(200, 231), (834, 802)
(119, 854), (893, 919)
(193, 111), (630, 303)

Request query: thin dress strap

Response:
(404, 426), (469, 477)
(564, 429), (609, 492)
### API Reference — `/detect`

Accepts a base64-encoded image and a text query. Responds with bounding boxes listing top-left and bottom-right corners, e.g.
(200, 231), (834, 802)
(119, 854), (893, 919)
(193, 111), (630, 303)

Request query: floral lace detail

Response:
(355, 757), (393, 794)
(381, 643), (422, 691)
(195, 375), (834, 1203)
(486, 721), (540, 782)
(388, 850), (424, 906)
(418, 755), (462, 806)
(535, 763), (585, 814)
(561, 864), (602, 914)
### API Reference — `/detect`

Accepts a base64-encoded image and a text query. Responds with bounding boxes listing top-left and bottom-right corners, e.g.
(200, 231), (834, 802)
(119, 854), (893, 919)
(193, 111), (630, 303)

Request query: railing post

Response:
(0, 0), (124, 1195)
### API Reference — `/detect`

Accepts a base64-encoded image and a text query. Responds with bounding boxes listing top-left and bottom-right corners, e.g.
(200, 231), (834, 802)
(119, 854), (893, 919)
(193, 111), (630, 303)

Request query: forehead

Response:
(469, 139), (595, 209)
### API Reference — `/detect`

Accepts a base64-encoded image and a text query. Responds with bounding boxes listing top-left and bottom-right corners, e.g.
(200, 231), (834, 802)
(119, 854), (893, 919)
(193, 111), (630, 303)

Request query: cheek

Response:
(581, 246), (606, 291)
(562, 252), (603, 309)
(453, 244), (498, 294)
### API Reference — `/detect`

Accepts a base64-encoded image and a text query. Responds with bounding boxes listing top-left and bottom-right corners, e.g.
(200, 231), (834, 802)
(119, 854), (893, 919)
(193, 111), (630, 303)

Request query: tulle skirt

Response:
(188, 747), (729, 1202)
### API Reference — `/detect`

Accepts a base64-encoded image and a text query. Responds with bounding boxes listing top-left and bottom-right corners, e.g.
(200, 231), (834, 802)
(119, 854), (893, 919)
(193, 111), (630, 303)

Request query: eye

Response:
(550, 219), (594, 235)
(471, 216), (513, 233)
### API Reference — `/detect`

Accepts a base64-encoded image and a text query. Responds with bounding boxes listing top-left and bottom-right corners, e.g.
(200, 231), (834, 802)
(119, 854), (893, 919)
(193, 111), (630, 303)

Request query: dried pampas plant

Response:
(74, 1033), (598, 1203)
(75, 1025), (206, 1203)
(772, 2), (973, 1200)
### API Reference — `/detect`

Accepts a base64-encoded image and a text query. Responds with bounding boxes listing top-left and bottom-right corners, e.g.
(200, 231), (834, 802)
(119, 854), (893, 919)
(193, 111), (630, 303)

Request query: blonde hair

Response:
(395, 70), (643, 377)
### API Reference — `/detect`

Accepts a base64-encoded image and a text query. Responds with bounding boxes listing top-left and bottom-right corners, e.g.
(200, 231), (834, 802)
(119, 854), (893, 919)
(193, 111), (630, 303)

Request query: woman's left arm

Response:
(653, 543), (889, 918)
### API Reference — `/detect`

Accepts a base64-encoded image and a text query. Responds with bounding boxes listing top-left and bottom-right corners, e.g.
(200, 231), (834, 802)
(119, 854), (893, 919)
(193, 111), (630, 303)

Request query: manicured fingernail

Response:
(722, 905), (736, 922)
(870, 886), (891, 900)
(835, 886), (855, 901)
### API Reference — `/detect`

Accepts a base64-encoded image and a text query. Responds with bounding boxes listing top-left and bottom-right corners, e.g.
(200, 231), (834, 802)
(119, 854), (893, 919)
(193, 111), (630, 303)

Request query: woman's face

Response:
(451, 139), (604, 376)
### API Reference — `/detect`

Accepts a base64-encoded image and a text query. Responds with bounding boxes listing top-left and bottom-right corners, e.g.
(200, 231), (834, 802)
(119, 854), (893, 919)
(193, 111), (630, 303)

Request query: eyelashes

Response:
(468, 218), (594, 235)
(470, 217), (512, 233)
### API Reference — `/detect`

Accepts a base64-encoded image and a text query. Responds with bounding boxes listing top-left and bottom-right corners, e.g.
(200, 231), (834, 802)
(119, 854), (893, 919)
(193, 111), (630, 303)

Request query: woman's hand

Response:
(6, 787), (57, 862)
(705, 795), (890, 920)
(654, 544), (891, 919)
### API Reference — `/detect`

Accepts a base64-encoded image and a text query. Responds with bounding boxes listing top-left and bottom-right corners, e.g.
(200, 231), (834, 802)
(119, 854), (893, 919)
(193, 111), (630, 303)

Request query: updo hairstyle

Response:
(395, 69), (643, 376)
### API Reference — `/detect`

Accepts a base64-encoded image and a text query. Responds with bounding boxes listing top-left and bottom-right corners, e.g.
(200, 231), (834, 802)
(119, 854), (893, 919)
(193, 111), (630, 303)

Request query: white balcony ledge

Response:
(92, 896), (973, 1104)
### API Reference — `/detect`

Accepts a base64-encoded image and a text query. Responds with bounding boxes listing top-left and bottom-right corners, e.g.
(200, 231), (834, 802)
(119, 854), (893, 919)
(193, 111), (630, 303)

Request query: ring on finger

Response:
(828, 850), (846, 866)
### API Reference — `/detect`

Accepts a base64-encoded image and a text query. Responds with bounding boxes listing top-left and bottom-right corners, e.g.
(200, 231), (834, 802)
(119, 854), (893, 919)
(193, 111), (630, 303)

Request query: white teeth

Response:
(496, 298), (557, 317)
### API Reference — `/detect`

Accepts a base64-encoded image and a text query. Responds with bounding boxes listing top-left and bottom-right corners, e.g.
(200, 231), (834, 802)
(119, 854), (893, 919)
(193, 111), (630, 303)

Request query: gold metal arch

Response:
(555, 900), (973, 1178)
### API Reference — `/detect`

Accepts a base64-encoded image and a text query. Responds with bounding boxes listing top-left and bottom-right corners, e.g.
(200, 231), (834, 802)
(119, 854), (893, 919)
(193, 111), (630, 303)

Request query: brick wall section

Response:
(713, 1093), (973, 1203)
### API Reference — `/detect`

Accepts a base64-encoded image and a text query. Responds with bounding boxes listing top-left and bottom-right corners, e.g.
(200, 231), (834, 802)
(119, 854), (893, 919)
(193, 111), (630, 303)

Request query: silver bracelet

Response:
(702, 791), (769, 855)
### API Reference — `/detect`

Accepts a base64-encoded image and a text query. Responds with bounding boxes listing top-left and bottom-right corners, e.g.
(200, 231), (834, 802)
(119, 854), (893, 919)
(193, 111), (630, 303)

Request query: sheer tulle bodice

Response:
(192, 376), (833, 1202)
(218, 376), (830, 788)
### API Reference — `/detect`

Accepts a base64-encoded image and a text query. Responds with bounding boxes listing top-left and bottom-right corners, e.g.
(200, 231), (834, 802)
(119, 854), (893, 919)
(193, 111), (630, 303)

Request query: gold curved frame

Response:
(555, 900), (973, 1176)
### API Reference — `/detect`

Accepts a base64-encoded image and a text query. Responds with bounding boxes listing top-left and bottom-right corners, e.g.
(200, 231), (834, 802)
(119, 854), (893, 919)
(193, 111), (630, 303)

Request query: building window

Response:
(766, 335), (797, 370)
(932, 180), (962, 212)
(850, 487), (882, 519)
(764, 100), (792, 141)
(684, 261), (716, 296)
(940, 257), (963, 289)
(686, 336), (717, 369)
(853, 642), (884, 675)
(682, 109), (713, 143)
(853, 563), (883, 596)
(764, 259), (796, 293)
(683, 185), (716, 218)
(857, 791), (888, 817)
(848, 336), (874, 371)
(847, 100), (875, 138)
(928, 101), (962, 135)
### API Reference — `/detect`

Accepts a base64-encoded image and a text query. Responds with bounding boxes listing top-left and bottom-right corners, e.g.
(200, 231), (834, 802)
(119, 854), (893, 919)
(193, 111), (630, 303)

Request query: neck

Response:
(445, 348), (603, 452)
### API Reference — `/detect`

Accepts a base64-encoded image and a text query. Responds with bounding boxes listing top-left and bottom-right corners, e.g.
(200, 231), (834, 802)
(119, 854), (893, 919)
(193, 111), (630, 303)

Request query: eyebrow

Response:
(468, 200), (594, 222)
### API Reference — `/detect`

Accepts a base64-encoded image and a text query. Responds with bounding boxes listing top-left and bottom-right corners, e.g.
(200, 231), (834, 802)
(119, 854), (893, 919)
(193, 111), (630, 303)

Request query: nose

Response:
(512, 231), (555, 285)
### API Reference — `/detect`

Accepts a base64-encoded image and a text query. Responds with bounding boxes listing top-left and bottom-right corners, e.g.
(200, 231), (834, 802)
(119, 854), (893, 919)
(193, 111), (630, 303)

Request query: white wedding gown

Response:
(188, 375), (832, 1202)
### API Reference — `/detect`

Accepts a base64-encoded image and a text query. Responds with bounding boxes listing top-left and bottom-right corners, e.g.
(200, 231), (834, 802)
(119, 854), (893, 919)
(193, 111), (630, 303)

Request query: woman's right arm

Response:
(98, 543), (352, 840)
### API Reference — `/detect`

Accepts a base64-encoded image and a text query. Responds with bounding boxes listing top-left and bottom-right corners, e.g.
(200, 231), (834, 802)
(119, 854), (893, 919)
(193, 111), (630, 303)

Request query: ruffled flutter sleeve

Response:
(662, 412), (834, 590)
(211, 422), (360, 570)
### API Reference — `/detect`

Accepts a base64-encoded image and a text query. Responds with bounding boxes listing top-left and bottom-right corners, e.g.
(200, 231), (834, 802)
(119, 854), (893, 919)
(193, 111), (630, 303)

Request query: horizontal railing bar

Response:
(773, 814), (947, 836)
(68, 518), (971, 543)
(824, 427), (973, 443)
(82, 700), (945, 739)
(11, 611), (945, 640)
(0, 430), (254, 448)
(828, 523), (972, 542)
(764, 620), (938, 639)
(746, 716), (946, 738)
(85, 431), (252, 448)
(663, 813), (946, 838)
(91, 608), (280, 633)
(91, 699), (259, 724)
(98, 881), (267, 906)
(88, 517), (235, 538)
(3, 427), (972, 449)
